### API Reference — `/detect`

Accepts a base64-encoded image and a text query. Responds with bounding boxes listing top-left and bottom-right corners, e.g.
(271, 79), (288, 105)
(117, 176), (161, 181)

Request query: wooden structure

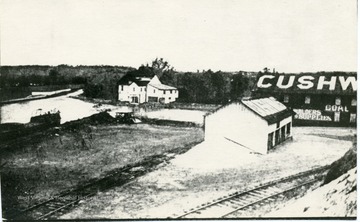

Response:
(204, 97), (294, 154)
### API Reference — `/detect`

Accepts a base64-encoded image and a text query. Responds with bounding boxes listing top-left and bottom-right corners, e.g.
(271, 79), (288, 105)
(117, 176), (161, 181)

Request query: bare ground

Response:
(1, 123), (203, 216)
(60, 127), (355, 219)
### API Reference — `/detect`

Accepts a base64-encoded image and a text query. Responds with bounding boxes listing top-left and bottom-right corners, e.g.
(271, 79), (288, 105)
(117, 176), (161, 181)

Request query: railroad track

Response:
(175, 165), (330, 219)
(11, 164), (148, 220)
(8, 141), (201, 220)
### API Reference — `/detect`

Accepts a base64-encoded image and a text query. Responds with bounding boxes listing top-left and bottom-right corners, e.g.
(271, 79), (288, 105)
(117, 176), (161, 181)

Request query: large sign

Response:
(294, 109), (332, 121)
(325, 105), (349, 112)
(257, 74), (357, 91)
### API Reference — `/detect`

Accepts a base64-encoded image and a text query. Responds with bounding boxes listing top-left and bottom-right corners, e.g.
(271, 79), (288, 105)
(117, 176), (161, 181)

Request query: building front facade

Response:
(254, 72), (357, 127)
(204, 97), (294, 154)
(118, 75), (178, 104)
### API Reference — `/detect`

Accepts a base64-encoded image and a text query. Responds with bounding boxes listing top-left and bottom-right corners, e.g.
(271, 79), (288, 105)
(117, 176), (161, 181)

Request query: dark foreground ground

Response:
(0, 118), (203, 218)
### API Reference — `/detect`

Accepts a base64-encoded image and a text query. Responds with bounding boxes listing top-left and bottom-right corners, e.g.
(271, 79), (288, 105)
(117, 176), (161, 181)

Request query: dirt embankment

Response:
(266, 135), (357, 218)
(266, 167), (356, 218)
(323, 138), (356, 185)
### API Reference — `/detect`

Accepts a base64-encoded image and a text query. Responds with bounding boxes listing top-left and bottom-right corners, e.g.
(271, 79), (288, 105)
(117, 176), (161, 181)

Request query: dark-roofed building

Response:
(253, 72), (357, 127)
(118, 74), (178, 104)
(204, 97), (294, 154)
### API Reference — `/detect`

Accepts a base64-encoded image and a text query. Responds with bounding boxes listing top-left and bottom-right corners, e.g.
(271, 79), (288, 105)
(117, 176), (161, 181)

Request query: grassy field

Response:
(1, 123), (204, 215)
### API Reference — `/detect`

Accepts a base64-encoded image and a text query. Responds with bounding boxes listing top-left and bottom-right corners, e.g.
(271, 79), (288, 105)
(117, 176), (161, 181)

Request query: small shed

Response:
(204, 97), (294, 154)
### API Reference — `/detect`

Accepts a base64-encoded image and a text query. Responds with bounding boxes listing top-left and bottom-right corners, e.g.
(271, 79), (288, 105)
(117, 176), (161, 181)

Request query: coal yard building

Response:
(204, 97), (294, 154)
(254, 72), (357, 127)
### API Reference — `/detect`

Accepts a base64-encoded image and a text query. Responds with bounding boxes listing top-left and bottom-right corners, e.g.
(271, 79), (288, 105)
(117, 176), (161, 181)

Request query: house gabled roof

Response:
(205, 97), (295, 124)
(149, 83), (177, 90)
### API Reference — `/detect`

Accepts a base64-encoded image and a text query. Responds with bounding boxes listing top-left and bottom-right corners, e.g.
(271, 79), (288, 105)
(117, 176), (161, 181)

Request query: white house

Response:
(118, 75), (178, 104)
(204, 97), (294, 154)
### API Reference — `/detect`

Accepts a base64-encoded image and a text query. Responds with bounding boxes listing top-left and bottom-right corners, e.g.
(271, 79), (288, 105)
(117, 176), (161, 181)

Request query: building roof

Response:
(241, 97), (294, 124)
(206, 97), (295, 124)
(118, 74), (176, 90)
(135, 80), (151, 86)
(149, 84), (177, 90)
(242, 97), (285, 117)
(118, 74), (151, 86)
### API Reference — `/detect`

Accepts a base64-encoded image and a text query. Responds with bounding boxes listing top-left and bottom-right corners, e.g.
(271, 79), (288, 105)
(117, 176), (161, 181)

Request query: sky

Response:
(0, 0), (357, 73)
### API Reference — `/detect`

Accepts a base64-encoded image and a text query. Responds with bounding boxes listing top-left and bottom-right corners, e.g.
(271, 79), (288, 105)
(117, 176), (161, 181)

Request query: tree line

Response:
(85, 58), (257, 104)
(0, 65), (133, 88)
(0, 62), (258, 104)
(83, 58), (258, 103)
(160, 70), (255, 104)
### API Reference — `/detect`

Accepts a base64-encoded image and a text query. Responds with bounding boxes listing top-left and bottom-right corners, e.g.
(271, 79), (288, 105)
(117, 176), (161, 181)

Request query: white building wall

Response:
(146, 85), (178, 104)
(118, 75), (178, 104)
(118, 82), (145, 103)
(163, 89), (179, 103)
(146, 85), (160, 101)
(205, 103), (269, 154)
(138, 86), (147, 103)
(118, 85), (131, 102)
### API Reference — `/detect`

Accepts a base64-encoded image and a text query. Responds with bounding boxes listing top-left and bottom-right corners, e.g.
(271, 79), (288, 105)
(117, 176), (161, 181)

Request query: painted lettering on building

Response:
(257, 74), (357, 91)
(325, 105), (349, 112)
(293, 109), (332, 121)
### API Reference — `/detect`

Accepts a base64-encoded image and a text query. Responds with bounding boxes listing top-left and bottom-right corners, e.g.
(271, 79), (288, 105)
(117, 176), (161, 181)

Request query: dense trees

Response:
(0, 65), (90, 87)
(0, 62), (257, 104)
(160, 70), (255, 104)
(0, 65), (133, 101)
(115, 58), (255, 104)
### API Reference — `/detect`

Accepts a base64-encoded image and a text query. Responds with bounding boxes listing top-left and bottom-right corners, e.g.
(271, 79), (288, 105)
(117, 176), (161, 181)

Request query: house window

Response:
(170, 90), (173, 94)
(305, 96), (311, 104)
(169, 97), (171, 100)
(351, 98), (357, 106)
(283, 95), (289, 103)
(133, 87), (135, 92)
(140, 88), (142, 92)
(154, 89), (156, 93)
(276, 122), (280, 128)
(163, 90), (166, 94)
(334, 112), (340, 122)
(121, 85), (124, 91)
(335, 97), (341, 105)
(350, 113), (356, 123)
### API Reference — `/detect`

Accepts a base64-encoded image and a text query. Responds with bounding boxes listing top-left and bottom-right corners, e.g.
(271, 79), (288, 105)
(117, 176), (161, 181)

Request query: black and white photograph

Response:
(0, 0), (357, 220)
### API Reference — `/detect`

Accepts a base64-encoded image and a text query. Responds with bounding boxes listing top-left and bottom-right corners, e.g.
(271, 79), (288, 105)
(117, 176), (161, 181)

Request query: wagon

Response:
(115, 111), (141, 124)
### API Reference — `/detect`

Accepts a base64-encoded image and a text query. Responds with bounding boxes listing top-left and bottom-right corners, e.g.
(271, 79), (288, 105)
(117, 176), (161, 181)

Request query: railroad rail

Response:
(7, 141), (201, 220)
(10, 165), (147, 220)
(175, 165), (330, 219)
